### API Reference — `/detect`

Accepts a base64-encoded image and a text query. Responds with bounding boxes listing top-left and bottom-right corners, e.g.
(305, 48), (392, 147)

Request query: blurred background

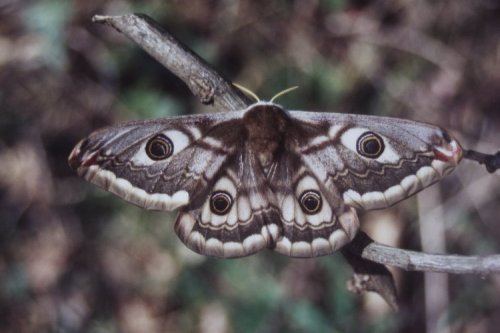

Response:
(1, 0), (500, 332)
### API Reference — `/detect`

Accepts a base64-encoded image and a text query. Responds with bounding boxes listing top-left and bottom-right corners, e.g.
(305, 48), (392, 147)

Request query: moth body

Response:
(243, 103), (289, 169)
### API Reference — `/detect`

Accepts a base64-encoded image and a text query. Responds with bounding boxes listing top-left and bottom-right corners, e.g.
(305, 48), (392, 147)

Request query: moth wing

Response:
(68, 112), (244, 211)
(174, 151), (281, 258)
(288, 111), (462, 211)
(267, 151), (359, 257)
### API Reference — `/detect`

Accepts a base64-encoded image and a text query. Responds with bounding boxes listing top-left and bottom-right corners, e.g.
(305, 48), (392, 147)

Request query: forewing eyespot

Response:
(299, 190), (322, 215)
(356, 132), (385, 158)
(146, 134), (173, 160)
(210, 191), (233, 215)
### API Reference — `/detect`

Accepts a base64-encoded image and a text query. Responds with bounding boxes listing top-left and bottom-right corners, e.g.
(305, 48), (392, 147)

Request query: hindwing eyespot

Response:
(299, 190), (322, 215)
(210, 191), (233, 215)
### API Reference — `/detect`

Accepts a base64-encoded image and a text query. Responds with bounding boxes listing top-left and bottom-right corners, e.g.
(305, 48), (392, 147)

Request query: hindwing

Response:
(267, 152), (359, 257)
(174, 151), (281, 258)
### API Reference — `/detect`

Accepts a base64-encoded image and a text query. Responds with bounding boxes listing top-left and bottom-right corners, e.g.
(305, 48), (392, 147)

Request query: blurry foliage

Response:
(1, 0), (500, 332)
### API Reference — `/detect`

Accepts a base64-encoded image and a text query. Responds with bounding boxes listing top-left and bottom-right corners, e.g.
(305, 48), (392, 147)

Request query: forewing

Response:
(68, 112), (244, 211)
(289, 111), (462, 210)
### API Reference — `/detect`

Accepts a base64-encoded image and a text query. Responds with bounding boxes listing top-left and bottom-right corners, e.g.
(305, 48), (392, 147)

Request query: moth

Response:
(69, 101), (463, 258)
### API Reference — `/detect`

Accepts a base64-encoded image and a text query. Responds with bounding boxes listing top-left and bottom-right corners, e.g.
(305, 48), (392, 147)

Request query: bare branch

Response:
(92, 14), (252, 111)
(359, 238), (500, 274)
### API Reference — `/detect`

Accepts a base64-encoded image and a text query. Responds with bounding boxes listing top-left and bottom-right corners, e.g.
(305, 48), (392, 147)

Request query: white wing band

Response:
(82, 165), (189, 211)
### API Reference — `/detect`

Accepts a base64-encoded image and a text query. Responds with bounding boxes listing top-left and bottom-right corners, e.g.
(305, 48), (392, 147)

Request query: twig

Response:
(92, 14), (252, 111)
(360, 240), (500, 274)
(464, 149), (500, 173)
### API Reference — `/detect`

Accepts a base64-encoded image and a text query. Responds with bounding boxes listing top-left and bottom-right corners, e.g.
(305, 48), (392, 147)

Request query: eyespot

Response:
(210, 191), (233, 215)
(356, 132), (385, 158)
(299, 190), (322, 215)
(146, 134), (173, 160)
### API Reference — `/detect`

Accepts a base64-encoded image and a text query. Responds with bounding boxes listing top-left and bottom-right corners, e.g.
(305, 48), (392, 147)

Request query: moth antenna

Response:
(270, 86), (299, 103)
(233, 83), (260, 102)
